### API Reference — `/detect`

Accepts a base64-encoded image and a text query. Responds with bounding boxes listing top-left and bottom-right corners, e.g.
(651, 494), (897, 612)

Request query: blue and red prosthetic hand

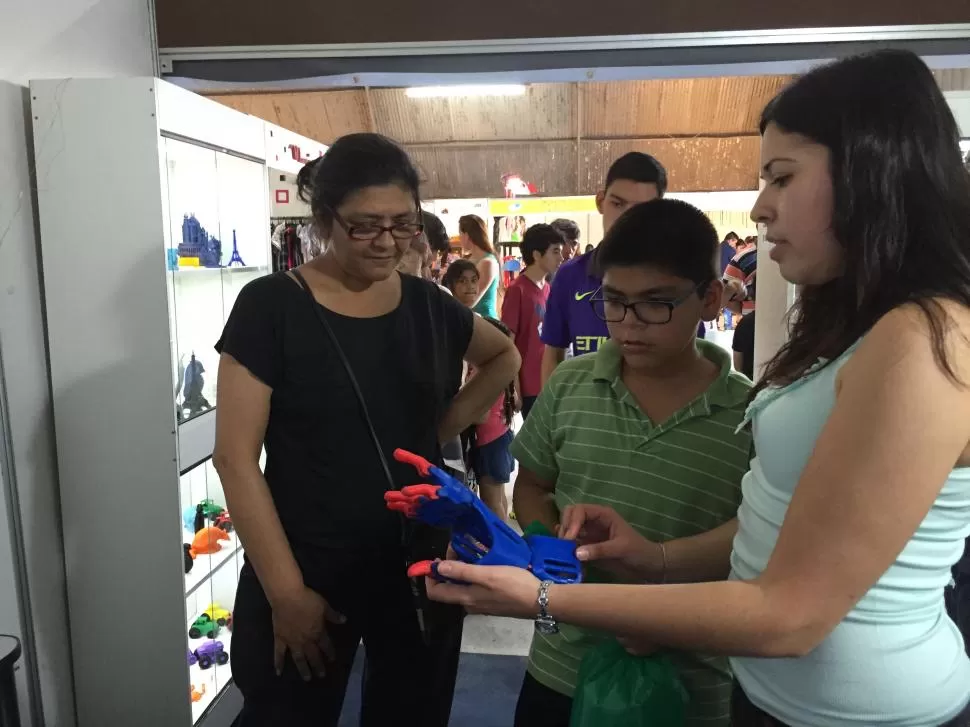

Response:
(385, 449), (582, 585)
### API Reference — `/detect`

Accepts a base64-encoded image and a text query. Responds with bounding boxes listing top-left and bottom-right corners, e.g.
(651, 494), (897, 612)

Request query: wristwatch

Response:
(535, 580), (559, 635)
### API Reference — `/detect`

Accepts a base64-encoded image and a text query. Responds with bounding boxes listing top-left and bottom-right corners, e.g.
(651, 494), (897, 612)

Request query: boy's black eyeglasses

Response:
(330, 209), (424, 241)
(590, 282), (708, 325)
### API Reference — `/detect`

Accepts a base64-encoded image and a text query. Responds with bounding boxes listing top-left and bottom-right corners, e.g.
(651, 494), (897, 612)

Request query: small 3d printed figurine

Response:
(179, 214), (222, 268)
(212, 511), (233, 533)
(188, 526), (230, 558)
(188, 615), (220, 640)
(190, 683), (206, 703)
(386, 449), (582, 585)
(203, 604), (231, 626)
(192, 640), (229, 669)
(197, 499), (225, 520)
(227, 230), (246, 267)
(193, 503), (205, 534)
(181, 354), (211, 418)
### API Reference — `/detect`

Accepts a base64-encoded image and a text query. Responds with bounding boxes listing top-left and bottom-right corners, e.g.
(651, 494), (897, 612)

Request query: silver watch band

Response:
(535, 580), (558, 634)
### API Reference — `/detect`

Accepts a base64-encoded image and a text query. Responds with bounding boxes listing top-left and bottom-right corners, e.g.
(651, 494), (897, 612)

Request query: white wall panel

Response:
(0, 1), (155, 725)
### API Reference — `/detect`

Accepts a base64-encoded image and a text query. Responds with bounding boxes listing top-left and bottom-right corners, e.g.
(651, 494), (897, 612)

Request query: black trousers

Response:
(231, 543), (463, 727)
(513, 672), (572, 727)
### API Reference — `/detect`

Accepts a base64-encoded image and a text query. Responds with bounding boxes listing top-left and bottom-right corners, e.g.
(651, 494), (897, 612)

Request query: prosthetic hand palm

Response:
(385, 449), (582, 585)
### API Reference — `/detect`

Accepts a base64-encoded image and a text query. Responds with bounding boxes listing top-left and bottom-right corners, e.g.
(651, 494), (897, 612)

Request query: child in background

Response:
(502, 224), (563, 419)
(468, 317), (516, 522)
(442, 259), (481, 310)
(443, 262), (516, 520)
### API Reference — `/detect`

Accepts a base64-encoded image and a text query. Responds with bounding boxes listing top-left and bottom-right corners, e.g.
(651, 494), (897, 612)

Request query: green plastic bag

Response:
(570, 639), (689, 727)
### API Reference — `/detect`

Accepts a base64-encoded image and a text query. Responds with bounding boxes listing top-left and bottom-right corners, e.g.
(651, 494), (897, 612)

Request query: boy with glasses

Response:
(510, 199), (752, 727)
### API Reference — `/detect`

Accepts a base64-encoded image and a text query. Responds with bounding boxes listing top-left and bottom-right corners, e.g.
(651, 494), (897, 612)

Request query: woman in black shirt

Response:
(213, 134), (519, 726)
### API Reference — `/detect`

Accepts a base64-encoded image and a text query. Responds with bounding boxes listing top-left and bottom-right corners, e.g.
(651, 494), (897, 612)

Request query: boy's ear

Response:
(595, 190), (606, 215)
(700, 279), (725, 323)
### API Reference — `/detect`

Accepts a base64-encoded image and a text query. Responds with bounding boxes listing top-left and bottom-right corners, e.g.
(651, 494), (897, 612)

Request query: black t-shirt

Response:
(215, 272), (474, 552)
(732, 311), (756, 380)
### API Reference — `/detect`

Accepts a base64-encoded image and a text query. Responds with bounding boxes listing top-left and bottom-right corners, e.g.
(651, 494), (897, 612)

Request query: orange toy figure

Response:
(191, 684), (206, 702)
(189, 526), (229, 558)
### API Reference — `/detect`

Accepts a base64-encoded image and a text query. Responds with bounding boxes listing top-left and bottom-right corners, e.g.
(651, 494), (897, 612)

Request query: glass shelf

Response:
(162, 137), (270, 424)
(180, 459), (245, 724)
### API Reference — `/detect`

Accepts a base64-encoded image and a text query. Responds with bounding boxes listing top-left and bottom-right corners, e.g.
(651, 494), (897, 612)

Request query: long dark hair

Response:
(296, 133), (421, 232)
(481, 316), (516, 428)
(756, 50), (970, 394)
(459, 214), (495, 255)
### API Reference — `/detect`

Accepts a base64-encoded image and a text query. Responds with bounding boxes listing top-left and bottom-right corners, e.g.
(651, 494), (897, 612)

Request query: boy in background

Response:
(549, 219), (581, 263)
(511, 199), (753, 727)
(540, 152), (668, 385)
(501, 224), (564, 419)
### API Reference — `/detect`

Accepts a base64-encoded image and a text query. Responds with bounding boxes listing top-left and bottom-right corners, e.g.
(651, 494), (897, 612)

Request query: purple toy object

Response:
(187, 650), (197, 667)
(192, 640), (229, 670)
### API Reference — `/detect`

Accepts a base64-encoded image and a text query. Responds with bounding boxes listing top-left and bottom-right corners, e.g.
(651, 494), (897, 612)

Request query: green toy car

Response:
(198, 499), (225, 520)
(188, 614), (221, 640)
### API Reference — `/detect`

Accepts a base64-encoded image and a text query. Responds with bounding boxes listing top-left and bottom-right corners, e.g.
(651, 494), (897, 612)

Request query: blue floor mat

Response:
(338, 651), (527, 727)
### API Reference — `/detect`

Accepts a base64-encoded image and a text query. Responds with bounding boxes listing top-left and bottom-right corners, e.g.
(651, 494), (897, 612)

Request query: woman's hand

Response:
(559, 504), (661, 582)
(271, 586), (346, 680)
(425, 561), (541, 618)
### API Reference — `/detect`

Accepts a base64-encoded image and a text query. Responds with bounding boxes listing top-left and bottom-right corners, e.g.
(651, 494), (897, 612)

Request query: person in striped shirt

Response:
(723, 235), (757, 316)
(507, 198), (753, 727)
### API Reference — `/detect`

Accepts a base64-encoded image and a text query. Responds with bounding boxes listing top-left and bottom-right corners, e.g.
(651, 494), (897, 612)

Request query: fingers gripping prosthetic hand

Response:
(385, 449), (582, 585)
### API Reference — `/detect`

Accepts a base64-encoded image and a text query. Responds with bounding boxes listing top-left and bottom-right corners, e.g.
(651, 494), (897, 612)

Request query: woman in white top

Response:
(422, 49), (970, 726)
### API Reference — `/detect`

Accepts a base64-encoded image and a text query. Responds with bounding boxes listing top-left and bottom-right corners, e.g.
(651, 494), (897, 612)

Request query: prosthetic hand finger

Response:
(393, 448), (433, 475)
(399, 484), (441, 500)
(384, 492), (418, 517)
(407, 559), (471, 585)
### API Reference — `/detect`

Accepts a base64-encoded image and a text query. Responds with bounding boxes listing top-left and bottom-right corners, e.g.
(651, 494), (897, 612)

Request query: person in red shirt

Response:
(502, 224), (564, 418)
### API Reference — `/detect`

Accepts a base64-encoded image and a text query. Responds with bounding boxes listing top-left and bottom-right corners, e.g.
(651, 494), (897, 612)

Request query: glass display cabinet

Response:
(30, 78), (276, 727)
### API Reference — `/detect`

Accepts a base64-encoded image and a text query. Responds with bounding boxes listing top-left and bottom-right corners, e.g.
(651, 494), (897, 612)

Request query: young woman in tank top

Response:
(422, 50), (970, 727)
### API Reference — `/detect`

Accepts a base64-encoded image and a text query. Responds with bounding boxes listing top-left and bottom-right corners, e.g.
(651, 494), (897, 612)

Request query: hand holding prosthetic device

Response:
(385, 449), (582, 585)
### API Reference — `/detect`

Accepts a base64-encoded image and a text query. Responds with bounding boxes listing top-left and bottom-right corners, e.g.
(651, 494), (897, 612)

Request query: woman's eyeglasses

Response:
(590, 283), (707, 325)
(330, 209), (424, 241)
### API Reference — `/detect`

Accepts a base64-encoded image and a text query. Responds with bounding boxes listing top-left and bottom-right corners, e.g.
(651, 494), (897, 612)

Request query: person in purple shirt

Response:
(540, 153), (709, 385)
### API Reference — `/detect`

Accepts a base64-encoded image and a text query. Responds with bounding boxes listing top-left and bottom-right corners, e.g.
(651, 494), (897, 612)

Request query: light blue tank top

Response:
(730, 341), (970, 727)
(473, 254), (499, 319)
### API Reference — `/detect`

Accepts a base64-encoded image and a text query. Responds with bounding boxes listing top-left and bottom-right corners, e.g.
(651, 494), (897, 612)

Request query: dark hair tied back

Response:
(296, 133), (422, 229)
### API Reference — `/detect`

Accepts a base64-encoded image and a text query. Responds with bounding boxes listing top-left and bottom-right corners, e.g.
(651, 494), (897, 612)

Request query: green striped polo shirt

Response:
(510, 338), (752, 726)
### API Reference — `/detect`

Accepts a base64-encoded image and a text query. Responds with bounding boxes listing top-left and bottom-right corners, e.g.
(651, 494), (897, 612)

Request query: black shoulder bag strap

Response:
(289, 269), (433, 639)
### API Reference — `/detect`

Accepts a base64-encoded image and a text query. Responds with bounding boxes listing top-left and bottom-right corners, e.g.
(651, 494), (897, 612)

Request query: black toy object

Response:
(193, 504), (205, 534)
(181, 354), (211, 418)
(183, 543), (193, 574)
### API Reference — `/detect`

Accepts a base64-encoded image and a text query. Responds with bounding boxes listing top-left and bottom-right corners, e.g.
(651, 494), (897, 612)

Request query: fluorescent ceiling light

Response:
(405, 84), (526, 99)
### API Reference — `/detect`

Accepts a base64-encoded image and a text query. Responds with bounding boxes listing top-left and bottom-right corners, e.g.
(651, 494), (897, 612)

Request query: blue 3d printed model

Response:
(386, 449), (583, 585)
(227, 230), (246, 267)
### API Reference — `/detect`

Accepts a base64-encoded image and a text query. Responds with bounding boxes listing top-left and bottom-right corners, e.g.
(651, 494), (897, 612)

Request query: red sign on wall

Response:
(276, 189), (290, 204)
